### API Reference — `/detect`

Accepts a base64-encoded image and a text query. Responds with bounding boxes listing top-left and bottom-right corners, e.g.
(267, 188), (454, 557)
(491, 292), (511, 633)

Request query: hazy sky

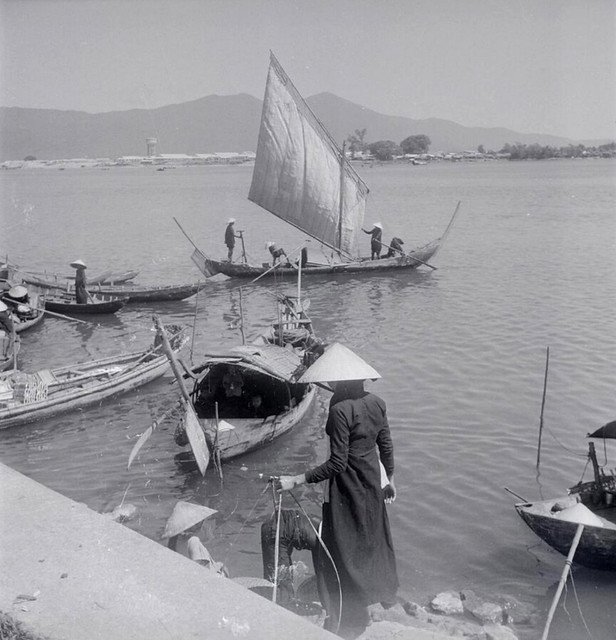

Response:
(1, 0), (614, 140)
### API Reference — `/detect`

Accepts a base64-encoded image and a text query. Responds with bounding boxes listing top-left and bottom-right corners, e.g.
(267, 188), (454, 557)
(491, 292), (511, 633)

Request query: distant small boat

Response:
(21, 269), (139, 289)
(0, 324), (188, 428)
(515, 425), (616, 570)
(88, 270), (140, 286)
(43, 293), (128, 315)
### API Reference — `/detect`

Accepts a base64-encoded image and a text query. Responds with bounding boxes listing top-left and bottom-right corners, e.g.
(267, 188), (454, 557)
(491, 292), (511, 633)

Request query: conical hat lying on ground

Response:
(298, 342), (381, 383)
(162, 501), (217, 539)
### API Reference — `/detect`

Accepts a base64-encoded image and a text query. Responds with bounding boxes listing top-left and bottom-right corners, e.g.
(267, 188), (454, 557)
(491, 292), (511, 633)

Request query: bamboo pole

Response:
(536, 346), (550, 469)
(541, 523), (584, 640)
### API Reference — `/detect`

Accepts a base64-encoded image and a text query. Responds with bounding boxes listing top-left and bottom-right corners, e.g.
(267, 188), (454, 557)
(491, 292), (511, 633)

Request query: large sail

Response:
(248, 53), (369, 258)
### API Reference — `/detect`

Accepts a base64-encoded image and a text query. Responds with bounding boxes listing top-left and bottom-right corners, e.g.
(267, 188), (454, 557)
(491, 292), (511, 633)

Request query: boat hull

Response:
(181, 385), (316, 463)
(44, 295), (127, 314)
(0, 331), (187, 428)
(194, 240), (441, 280)
(90, 282), (207, 302)
(515, 495), (616, 570)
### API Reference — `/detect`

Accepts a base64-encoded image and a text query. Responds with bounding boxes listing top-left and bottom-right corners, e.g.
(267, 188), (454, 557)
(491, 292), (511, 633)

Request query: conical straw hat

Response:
(70, 259), (87, 269)
(553, 503), (604, 528)
(0, 301), (7, 313)
(162, 501), (217, 539)
(298, 342), (381, 383)
(8, 285), (28, 298)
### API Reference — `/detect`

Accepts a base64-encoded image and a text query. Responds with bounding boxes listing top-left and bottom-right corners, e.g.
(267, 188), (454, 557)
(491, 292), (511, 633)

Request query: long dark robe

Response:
(74, 269), (88, 304)
(305, 384), (398, 636)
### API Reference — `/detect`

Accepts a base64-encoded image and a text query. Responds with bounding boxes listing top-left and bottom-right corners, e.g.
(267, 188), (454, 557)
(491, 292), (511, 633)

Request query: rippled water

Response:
(2, 159), (615, 639)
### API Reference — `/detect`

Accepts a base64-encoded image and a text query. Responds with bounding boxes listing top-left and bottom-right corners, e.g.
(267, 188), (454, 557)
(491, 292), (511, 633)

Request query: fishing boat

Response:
(515, 422), (616, 570)
(1, 288), (46, 333)
(88, 281), (208, 303)
(0, 324), (188, 428)
(159, 293), (323, 474)
(43, 292), (128, 315)
(183, 52), (459, 280)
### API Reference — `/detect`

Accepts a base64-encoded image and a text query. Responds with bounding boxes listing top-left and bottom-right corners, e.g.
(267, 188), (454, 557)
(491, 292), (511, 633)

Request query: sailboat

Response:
(186, 52), (460, 280)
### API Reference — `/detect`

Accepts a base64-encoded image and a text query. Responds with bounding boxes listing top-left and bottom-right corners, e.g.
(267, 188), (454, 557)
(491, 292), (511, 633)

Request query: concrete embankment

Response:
(0, 463), (458, 640)
(0, 462), (335, 640)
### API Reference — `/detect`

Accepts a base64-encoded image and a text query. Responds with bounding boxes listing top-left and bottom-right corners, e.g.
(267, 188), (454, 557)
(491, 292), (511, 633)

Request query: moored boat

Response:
(0, 324), (188, 428)
(183, 52), (459, 281)
(165, 293), (323, 473)
(515, 424), (616, 570)
(43, 292), (128, 315)
(1, 286), (45, 333)
(88, 281), (208, 303)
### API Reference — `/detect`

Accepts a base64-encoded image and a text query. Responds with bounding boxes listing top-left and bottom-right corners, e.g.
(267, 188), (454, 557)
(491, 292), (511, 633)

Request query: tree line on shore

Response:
(346, 128), (616, 161)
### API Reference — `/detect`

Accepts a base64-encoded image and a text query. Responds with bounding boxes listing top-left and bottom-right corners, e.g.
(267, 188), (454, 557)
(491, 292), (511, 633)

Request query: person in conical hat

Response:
(70, 259), (89, 304)
(278, 342), (398, 638)
(361, 221), (383, 260)
(224, 218), (240, 262)
(5, 284), (29, 304)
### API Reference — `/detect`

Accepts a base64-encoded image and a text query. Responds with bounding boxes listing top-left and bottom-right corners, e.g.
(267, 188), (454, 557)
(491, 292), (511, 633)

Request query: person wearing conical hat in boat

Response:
(70, 260), (90, 304)
(224, 218), (241, 262)
(266, 241), (288, 266)
(361, 222), (383, 260)
(4, 284), (30, 305)
(277, 343), (398, 639)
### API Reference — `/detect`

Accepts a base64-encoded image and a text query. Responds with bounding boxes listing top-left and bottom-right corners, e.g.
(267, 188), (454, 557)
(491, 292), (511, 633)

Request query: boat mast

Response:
(338, 141), (346, 253)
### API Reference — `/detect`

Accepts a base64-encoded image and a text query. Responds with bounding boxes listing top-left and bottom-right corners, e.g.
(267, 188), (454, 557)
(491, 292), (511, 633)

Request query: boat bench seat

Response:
(36, 369), (58, 386)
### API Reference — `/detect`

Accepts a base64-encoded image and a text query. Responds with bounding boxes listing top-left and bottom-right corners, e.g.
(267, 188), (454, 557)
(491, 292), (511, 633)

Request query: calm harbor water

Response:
(1, 159), (615, 639)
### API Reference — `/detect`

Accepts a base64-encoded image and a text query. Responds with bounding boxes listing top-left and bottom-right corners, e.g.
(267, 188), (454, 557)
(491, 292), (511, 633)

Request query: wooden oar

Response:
(153, 314), (210, 475)
(42, 308), (90, 325)
(127, 403), (180, 469)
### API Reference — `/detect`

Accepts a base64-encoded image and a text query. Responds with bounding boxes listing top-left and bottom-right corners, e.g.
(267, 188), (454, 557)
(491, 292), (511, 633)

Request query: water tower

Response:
(146, 137), (158, 157)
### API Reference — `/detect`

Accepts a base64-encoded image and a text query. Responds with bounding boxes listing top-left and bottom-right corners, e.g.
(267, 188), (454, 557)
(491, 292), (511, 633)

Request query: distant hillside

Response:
(0, 92), (594, 161)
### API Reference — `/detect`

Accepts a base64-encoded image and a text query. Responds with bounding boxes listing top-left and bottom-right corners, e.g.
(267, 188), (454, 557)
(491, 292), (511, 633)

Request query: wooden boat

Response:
(166, 294), (323, 472)
(515, 426), (616, 570)
(88, 281), (208, 303)
(21, 269), (139, 289)
(43, 292), (128, 315)
(0, 324), (188, 428)
(1, 292), (45, 333)
(88, 270), (140, 285)
(182, 52), (459, 281)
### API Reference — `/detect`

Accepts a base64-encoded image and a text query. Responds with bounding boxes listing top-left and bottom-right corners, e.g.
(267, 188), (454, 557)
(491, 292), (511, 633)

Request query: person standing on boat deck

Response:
(266, 241), (288, 265)
(71, 259), (89, 304)
(361, 222), (383, 260)
(276, 343), (399, 639)
(224, 218), (240, 261)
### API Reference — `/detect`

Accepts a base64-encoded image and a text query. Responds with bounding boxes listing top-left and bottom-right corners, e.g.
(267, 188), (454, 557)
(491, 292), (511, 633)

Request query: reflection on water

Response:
(2, 160), (615, 640)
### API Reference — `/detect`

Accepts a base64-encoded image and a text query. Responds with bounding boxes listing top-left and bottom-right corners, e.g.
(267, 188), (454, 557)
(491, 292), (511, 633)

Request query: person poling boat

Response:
(361, 222), (383, 260)
(224, 218), (242, 262)
(70, 259), (92, 304)
(275, 342), (399, 638)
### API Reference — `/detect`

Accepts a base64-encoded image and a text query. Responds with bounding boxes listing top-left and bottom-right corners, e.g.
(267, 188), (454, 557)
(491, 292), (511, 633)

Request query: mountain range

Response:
(0, 92), (602, 162)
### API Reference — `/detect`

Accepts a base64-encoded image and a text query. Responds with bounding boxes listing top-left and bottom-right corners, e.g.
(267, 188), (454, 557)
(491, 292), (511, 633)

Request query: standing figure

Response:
(362, 222), (383, 260)
(266, 242), (288, 266)
(71, 259), (89, 304)
(277, 343), (398, 639)
(224, 218), (240, 261)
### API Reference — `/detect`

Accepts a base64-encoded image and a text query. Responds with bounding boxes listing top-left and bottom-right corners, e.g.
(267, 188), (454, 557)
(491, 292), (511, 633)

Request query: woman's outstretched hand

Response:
(383, 478), (397, 504)
(277, 474), (306, 492)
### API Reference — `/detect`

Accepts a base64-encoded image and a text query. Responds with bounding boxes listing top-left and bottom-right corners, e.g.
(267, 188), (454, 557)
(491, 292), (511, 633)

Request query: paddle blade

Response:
(127, 425), (154, 469)
(184, 402), (210, 475)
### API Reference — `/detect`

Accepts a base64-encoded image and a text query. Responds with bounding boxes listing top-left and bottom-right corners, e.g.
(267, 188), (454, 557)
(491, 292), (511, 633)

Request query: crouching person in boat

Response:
(276, 343), (399, 639)
(384, 237), (405, 258)
(266, 242), (290, 266)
